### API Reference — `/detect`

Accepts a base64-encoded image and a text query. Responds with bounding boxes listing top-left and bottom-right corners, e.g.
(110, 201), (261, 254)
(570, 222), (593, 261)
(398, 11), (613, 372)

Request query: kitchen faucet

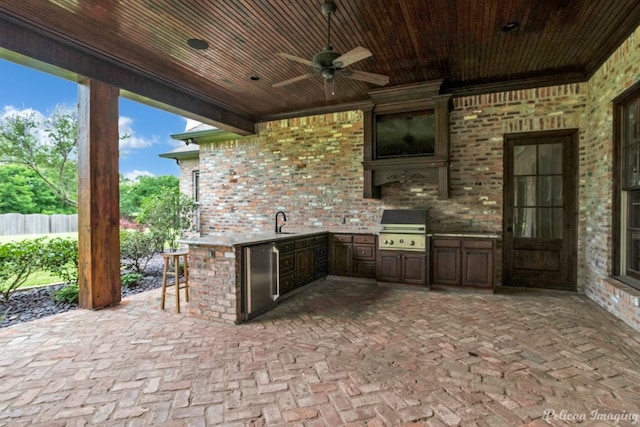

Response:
(275, 211), (287, 233)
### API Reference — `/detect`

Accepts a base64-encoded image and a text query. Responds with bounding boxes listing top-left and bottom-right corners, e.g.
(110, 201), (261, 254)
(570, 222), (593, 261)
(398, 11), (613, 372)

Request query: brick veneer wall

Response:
(188, 244), (241, 323)
(579, 27), (640, 330)
(186, 26), (640, 331)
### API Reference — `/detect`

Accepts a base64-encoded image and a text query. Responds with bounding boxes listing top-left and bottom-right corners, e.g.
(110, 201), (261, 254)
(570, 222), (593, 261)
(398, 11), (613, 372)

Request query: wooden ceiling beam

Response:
(0, 16), (256, 135)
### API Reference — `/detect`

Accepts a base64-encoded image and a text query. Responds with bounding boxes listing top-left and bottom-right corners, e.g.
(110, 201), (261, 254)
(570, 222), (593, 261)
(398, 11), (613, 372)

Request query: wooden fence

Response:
(0, 213), (78, 236)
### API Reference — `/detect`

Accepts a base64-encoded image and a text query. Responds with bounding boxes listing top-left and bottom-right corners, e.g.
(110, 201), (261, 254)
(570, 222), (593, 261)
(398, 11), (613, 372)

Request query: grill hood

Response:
(380, 209), (429, 226)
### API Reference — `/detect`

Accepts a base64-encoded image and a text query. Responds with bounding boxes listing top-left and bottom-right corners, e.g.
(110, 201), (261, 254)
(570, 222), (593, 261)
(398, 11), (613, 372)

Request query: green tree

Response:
(0, 106), (78, 208)
(119, 175), (179, 220)
(0, 164), (74, 214)
(138, 189), (196, 252)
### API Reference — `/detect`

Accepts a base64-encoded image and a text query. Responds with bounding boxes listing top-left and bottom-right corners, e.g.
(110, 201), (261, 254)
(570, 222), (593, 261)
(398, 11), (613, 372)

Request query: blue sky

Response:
(0, 59), (189, 179)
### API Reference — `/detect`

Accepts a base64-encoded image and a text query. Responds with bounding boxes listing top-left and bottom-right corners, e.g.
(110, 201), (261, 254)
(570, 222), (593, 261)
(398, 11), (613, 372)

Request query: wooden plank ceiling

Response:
(1, 0), (640, 129)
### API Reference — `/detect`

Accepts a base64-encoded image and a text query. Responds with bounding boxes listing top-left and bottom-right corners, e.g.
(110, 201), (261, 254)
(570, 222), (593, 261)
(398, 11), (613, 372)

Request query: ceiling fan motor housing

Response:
(313, 49), (342, 71)
(321, 2), (337, 17)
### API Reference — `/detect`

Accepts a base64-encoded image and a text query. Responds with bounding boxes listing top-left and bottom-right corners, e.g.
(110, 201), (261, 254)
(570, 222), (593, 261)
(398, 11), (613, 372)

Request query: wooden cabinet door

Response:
(376, 251), (402, 282)
(462, 240), (494, 288)
(329, 240), (351, 276)
(402, 253), (427, 285)
(432, 239), (461, 285)
(295, 247), (314, 286)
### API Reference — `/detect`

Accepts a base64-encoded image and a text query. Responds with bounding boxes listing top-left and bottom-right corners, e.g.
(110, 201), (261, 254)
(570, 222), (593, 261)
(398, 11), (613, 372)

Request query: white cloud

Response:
(123, 170), (154, 181)
(119, 116), (156, 150)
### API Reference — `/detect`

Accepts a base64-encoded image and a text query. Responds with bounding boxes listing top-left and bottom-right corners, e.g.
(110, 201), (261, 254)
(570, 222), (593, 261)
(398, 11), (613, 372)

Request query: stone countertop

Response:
(180, 229), (499, 247)
(180, 228), (334, 247)
(429, 232), (500, 239)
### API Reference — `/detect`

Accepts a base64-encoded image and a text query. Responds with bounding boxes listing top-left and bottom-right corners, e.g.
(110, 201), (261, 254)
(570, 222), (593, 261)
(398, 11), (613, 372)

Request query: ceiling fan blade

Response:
(277, 52), (315, 67)
(324, 78), (336, 100)
(272, 72), (316, 88)
(333, 46), (372, 68)
(343, 69), (390, 86)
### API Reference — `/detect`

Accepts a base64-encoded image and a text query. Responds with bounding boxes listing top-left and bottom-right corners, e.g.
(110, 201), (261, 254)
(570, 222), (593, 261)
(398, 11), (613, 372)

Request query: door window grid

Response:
(512, 143), (563, 238)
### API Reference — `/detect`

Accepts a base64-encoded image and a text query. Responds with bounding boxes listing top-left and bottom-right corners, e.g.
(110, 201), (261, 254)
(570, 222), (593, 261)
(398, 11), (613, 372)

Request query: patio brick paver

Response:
(1, 280), (639, 426)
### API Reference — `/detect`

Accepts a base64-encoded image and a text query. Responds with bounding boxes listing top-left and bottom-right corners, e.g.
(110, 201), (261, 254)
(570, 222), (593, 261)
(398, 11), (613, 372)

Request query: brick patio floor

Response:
(1, 279), (639, 426)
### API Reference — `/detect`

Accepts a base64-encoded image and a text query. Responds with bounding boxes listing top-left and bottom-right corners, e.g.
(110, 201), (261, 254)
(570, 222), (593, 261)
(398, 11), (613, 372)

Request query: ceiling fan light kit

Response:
(273, 0), (389, 100)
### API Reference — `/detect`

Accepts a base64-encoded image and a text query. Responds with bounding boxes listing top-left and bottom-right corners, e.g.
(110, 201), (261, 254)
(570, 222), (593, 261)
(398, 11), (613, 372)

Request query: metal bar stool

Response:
(160, 250), (189, 313)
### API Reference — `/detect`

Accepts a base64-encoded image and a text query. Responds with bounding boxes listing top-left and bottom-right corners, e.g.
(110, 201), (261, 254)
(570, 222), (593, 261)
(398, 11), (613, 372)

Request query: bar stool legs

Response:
(160, 250), (189, 313)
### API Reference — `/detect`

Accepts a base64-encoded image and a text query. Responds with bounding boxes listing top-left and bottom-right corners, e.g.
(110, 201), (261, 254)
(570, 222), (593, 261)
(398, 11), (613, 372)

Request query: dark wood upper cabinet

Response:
(363, 80), (452, 199)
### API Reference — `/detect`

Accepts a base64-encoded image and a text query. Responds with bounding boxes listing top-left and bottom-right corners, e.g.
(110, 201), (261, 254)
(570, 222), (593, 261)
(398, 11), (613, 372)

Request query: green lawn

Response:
(0, 232), (77, 244)
(1, 232), (77, 288)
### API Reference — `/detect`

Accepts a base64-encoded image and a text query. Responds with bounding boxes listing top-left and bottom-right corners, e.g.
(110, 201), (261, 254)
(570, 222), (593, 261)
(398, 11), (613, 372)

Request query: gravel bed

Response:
(1, 256), (167, 329)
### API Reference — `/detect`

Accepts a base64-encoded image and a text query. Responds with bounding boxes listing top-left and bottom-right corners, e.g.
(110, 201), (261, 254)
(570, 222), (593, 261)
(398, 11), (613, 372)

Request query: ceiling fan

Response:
(272, 1), (389, 100)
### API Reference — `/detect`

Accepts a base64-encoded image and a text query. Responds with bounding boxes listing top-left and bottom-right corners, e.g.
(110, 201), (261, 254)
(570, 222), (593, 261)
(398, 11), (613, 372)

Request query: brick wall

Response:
(579, 27), (640, 330)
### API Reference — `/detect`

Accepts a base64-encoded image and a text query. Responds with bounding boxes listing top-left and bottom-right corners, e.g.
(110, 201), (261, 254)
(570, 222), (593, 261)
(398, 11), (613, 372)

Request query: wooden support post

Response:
(77, 79), (121, 309)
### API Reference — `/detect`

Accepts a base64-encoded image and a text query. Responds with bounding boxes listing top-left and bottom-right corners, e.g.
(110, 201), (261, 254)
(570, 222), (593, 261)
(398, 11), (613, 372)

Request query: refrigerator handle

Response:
(271, 245), (280, 301)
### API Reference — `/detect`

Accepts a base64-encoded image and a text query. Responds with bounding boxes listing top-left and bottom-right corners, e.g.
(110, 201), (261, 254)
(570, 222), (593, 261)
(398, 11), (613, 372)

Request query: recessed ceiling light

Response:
(502, 22), (520, 33)
(187, 38), (209, 50)
(250, 76), (260, 81)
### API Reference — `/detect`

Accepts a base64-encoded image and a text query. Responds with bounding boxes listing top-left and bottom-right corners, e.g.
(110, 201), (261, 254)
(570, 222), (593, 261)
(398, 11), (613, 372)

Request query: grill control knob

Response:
(384, 239), (394, 245)
(410, 240), (415, 246)
(399, 239), (404, 244)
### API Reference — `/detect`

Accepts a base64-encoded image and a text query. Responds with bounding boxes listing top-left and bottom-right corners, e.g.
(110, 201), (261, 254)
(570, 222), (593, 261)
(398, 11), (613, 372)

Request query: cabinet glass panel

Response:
(514, 145), (536, 175)
(514, 177), (536, 207)
(538, 143), (563, 175)
(538, 176), (563, 206)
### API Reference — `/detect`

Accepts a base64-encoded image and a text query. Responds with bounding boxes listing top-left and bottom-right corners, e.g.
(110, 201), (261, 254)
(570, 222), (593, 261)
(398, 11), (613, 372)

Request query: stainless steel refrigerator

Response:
(244, 243), (280, 320)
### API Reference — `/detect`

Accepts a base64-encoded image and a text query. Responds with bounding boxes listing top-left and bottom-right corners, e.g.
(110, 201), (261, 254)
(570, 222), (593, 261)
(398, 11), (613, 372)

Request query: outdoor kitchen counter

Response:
(179, 228), (330, 247)
(180, 227), (380, 247)
(179, 228), (379, 324)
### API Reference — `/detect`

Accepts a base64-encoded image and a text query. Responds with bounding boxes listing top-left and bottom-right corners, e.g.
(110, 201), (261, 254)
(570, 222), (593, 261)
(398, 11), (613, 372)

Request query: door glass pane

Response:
(514, 145), (536, 175)
(514, 177), (536, 206)
(538, 176), (563, 206)
(539, 143), (563, 174)
(626, 144), (640, 187)
(628, 232), (640, 273)
(514, 207), (535, 237)
(627, 101), (639, 143)
(538, 208), (562, 239)
(629, 190), (640, 229)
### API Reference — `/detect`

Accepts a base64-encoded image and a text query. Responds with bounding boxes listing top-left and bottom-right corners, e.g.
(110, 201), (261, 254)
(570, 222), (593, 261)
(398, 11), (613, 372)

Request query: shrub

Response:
(119, 218), (143, 231)
(121, 272), (143, 288)
(0, 238), (46, 302)
(41, 237), (79, 286)
(120, 229), (161, 274)
(53, 284), (79, 304)
(138, 189), (196, 252)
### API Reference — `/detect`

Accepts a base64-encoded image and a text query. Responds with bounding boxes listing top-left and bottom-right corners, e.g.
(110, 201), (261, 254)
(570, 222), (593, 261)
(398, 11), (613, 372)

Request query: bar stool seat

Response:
(160, 250), (189, 313)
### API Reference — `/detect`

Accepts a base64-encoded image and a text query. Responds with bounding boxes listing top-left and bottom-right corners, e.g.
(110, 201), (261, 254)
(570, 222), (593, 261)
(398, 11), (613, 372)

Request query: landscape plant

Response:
(52, 284), (79, 304)
(0, 238), (46, 302)
(41, 237), (79, 286)
(138, 189), (196, 252)
(120, 228), (161, 274)
(120, 273), (143, 288)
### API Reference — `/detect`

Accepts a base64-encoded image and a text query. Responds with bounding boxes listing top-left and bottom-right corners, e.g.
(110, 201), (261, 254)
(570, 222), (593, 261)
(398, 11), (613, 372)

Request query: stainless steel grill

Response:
(379, 209), (428, 252)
